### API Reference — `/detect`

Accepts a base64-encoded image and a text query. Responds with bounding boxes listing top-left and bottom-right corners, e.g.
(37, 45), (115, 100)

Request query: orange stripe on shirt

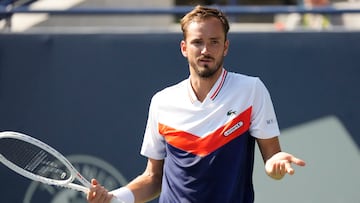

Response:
(158, 107), (252, 157)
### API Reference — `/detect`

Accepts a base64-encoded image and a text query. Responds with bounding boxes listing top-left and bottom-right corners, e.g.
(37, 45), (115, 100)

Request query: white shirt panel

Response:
(140, 70), (280, 159)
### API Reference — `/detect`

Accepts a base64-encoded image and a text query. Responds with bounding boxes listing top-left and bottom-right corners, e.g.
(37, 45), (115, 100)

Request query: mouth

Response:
(199, 56), (213, 63)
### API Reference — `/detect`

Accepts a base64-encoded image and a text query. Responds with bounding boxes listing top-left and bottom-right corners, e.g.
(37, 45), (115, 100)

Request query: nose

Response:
(201, 44), (209, 55)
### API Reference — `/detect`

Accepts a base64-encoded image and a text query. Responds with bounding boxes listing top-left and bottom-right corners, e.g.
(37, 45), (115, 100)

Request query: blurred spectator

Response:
(275, 0), (343, 30)
(0, 0), (13, 30)
(302, 0), (331, 28)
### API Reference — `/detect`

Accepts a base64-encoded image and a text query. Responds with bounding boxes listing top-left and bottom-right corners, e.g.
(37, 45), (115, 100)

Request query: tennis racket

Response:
(0, 131), (123, 203)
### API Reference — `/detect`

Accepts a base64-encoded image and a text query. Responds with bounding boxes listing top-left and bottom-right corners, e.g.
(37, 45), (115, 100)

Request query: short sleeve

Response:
(140, 94), (167, 160)
(249, 78), (280, 139)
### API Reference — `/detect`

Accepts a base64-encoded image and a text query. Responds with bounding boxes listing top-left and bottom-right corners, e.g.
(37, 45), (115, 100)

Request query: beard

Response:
(190, 55), (224, 78)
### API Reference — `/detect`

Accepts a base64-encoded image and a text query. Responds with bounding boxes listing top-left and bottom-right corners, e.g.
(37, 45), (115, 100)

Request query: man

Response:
(87, 5), (306, 203)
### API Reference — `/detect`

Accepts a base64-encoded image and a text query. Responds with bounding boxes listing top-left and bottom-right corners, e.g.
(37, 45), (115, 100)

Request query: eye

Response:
(211, 40), (219, 45)
(192, 40), (203, 46)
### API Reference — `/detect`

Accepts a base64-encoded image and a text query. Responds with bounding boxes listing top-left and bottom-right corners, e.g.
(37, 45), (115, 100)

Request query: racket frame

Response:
(0, 131), (90, 193)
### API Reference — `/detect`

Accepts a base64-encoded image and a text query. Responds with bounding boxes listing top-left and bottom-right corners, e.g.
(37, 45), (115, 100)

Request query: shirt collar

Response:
(187, 68), (228, 104)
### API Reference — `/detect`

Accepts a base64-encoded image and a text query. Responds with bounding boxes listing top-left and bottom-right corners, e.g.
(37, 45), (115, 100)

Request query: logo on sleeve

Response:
(266, 119), (275, 125)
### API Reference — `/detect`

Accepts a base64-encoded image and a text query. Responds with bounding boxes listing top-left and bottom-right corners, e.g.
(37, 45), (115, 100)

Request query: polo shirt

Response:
(141, 69), (280, 203)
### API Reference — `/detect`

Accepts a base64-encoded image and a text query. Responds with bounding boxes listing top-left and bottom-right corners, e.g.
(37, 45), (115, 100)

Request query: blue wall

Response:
(0, 32), (359, 203)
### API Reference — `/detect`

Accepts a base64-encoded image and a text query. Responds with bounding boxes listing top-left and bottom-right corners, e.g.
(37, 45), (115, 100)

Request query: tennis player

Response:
(87, 5), (306, 203)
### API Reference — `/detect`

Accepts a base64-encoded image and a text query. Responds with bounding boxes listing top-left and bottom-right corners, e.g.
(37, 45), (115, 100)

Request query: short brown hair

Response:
(180, 5), (230, 40)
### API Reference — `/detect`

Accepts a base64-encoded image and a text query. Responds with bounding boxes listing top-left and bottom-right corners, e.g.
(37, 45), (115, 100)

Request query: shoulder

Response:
(226, 71), (262, 87)
(151, 79), (188, 103)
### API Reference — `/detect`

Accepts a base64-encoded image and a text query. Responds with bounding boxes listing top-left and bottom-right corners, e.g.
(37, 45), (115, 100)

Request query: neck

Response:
(190, 68), (223, 102)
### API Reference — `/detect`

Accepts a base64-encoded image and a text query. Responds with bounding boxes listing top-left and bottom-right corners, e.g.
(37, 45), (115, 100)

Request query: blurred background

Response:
(0, 1), (359, 203)
(1, 0), (360, 32)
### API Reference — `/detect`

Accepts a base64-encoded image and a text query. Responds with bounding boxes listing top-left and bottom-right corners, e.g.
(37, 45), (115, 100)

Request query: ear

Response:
(180, 40), (187, 58)
(223, 39), (229, 56)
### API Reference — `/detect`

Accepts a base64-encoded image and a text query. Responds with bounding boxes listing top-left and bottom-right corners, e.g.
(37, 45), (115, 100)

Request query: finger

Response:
(269, 160), (278, 175)
(288, 156), (306, 166)
(274, 162), (279, 176)
(280, 160), (288, 176)
(88, 179), (100, 200)
(275, 161), (284, 177)
(277, 161), (283, 175)
(97, 187), (108, 203)
(91, 186), (108, 202)
(91, 179), (99, 186)
(88, 187), (99, 202)
(101, 190), (114, 203)
(88, 184), (97, 200)
(285, 161), (295, 175)
(88, 181), (108, 202)
(87, 191), (93, 202)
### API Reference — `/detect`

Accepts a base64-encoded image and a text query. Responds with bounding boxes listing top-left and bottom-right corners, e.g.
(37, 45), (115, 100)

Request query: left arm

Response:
(256, 136), (306, 180)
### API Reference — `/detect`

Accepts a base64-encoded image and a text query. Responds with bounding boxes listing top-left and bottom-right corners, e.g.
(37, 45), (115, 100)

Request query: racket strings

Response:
(0, 138), (71, 180)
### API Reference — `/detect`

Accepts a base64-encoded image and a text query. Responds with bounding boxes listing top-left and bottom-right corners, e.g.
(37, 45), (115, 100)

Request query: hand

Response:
(265, 152), (306, 180)
(87, 179), (114, 203)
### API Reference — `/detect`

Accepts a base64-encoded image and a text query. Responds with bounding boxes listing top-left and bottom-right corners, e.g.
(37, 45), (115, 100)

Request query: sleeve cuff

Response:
(110, 187), (135, 203)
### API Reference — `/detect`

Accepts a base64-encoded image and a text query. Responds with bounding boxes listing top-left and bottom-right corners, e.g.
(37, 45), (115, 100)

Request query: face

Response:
(181, 17), (229, 79)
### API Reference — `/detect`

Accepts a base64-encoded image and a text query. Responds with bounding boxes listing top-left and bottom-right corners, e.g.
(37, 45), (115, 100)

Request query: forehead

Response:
(185, 17), (225, 40)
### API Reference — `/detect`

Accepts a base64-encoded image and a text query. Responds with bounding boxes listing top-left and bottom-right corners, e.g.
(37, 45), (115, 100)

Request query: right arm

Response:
(126, 158), (164, 203)
(87, 158), (164, 203)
